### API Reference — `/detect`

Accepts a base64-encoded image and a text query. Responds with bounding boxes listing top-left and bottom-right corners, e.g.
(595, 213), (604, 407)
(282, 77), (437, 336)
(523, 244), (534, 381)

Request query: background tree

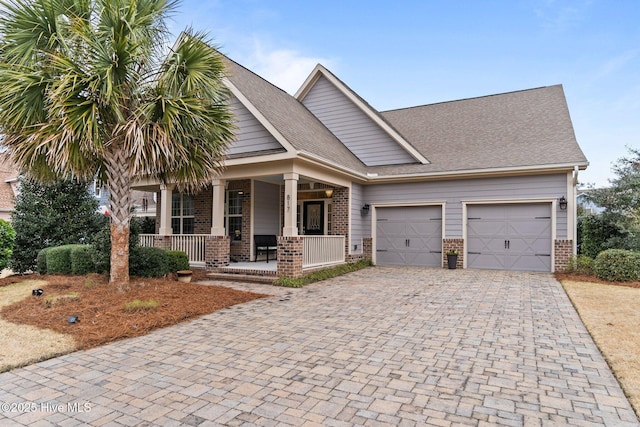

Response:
(581, 147), (640, 255)
(0, 0), (234, 286)
(10, 177), (106, 273)
(0, 219), (15, 271)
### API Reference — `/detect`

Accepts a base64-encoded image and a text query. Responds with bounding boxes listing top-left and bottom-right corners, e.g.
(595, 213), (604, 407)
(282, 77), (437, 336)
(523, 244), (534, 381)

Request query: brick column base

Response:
(205, 235), (230, 270)
(277, 236), (304, 278)
(554, 239), (573, 272)
(153, 236), (171, 250)
(443, 238), (464, 269)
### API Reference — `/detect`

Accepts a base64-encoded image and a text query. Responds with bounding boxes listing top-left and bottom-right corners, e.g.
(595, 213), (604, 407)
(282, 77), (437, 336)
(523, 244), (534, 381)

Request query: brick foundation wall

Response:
(443, 238), (464, 269)
(346, 237), (373, 263)
(277, 236), (304, 278)
(205, 235), (230, 270)
(554, 239), (573, 272)
(153, 235), (171, 250)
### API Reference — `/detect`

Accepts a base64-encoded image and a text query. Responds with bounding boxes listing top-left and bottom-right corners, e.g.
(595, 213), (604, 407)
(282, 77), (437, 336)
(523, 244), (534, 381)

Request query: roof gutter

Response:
(297, 150), (588, 184)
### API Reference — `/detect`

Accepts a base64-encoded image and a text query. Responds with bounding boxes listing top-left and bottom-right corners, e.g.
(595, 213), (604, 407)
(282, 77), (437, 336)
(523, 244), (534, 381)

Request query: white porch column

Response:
(283, 172), (299, 236)
(158, 183), (175, 235)
(210, 179), (226, 236)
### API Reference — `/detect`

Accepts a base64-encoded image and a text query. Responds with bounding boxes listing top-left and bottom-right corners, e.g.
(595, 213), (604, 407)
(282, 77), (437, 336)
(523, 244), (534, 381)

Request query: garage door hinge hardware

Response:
(504, 240), (510, 249)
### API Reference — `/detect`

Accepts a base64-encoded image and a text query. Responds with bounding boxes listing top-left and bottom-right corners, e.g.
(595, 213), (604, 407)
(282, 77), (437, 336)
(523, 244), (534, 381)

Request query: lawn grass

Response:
(561, 279), (640, 417)
(0, 279), (76, 372)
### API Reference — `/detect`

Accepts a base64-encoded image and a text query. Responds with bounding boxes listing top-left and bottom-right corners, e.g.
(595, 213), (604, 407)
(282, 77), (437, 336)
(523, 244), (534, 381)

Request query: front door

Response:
(303, 201), (324, 235)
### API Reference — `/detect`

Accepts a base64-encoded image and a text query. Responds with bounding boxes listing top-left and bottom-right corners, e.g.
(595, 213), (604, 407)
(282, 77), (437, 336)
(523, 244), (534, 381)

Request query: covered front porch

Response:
(136, 163), (369, 278)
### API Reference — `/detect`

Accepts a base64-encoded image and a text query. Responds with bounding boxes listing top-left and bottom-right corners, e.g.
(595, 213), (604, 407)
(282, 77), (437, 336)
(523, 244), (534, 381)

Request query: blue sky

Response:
(171, 0), (639, 188)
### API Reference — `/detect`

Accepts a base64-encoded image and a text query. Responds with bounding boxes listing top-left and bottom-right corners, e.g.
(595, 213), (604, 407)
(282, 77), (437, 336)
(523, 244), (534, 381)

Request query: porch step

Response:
(206, 270), (277, 284)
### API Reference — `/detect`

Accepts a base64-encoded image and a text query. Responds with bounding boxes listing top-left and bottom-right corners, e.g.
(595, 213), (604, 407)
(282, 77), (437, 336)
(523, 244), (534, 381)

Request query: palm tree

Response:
(0, 0), (235, 286)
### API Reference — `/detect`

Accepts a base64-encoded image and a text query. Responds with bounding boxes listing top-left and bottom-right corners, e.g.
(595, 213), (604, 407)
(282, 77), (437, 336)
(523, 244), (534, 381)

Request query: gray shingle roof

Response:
(220, 48), (587, 178)
(221, 56), (367, 173)
(376, 85), (588, 175)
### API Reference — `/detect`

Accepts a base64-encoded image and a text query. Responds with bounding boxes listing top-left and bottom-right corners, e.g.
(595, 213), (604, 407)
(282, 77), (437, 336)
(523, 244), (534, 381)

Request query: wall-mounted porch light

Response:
(361, 204), (370, 215)
(559, 196), (567, 211)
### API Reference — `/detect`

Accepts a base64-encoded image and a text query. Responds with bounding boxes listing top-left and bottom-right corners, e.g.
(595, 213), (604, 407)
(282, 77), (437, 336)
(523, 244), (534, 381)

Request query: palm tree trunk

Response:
(105, 147), (133, 287)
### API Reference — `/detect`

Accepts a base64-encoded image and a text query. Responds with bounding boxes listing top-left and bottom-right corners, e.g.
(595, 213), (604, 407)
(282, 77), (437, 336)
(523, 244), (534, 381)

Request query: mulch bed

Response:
(0, 273), (268, 349)
(554, 272), (640, 288)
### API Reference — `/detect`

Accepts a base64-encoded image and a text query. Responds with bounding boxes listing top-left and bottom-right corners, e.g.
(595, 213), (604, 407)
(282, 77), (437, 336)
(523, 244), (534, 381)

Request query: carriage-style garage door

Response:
(376, 206), (442, 267)
(467, 203), (552, 272)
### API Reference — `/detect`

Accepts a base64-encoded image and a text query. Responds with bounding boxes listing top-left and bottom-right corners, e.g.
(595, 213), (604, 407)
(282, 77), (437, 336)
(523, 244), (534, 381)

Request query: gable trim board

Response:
(296, 64), (429, 165)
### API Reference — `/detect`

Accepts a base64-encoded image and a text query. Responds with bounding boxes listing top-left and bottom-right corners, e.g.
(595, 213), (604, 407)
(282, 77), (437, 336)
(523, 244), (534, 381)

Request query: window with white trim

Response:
(171, 193), (194, 234)
(226, 190), (242, 241)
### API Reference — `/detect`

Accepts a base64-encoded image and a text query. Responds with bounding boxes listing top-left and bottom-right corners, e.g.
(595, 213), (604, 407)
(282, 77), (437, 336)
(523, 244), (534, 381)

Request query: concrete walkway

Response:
(0, 267), (638, 426)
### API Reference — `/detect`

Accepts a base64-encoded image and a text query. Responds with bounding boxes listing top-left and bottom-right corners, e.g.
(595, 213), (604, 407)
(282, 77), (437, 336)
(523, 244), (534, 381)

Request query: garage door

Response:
(467, 203), (552, 272)
(376, 206), (442, 267)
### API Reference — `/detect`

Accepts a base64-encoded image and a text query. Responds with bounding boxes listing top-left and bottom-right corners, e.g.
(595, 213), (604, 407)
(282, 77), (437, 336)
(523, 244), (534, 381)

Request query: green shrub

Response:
(45, 245), (80, 275)
(0, 219), (15, 270)
(274, 259), (372, 288)
(593, 249), (640, 282)
(166, 250), (190, 272)
(91, 218), (142, 274)
(70, 245), (97, 275)
(565, 255), (595, 275)
(129, 246), (169, 277)
(36, 247), (50, 274)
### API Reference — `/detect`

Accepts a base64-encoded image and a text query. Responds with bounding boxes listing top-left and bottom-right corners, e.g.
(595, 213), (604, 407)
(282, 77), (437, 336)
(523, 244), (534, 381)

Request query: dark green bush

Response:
(45, 245), (82, 275)
(129, 246), (169, 277)
(564, 255), (595, 275)
(166, 250), (190, 272)
(36, 248), (50, 274)
(70, 245), (97, 275)
(593, 249), (640, 282)
(0, 219), (15, 270)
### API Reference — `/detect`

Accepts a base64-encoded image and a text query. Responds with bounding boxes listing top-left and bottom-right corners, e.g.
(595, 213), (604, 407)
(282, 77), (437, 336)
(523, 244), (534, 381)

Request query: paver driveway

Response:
(0, 267), (638, 426)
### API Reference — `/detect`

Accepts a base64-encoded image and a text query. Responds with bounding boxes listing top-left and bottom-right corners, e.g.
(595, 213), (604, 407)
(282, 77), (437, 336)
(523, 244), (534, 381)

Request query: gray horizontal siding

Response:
(363, 174), (569, 239)
(227, 97), (284, 156)
(349, 183), (366, 253)
(302, 76), (415, 166)
(253, 181), (280, 235)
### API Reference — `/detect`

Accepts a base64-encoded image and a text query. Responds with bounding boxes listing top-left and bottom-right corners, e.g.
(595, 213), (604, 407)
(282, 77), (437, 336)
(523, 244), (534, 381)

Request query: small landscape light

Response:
(32, 289), (43, 296)
(68, 316), (78, 324)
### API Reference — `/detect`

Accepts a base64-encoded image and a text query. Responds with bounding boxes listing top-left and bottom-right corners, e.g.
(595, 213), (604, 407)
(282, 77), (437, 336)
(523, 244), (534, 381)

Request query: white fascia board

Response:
(363, 162), (589, 184)
(224, 78), (298, 155)
(296, 65), (429, 165)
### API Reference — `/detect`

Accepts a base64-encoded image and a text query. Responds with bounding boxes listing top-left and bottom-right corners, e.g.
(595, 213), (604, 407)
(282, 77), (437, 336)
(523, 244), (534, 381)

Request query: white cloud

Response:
(242, 41), (335, 94)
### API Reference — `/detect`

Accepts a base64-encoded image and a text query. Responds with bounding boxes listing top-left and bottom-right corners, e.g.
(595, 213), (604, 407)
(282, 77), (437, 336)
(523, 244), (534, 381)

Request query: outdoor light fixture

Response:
(68, 316), (78, 324)
(559, 196), (568, 211)
(325, 189), (334, 198)
(361, 204), (370, 215)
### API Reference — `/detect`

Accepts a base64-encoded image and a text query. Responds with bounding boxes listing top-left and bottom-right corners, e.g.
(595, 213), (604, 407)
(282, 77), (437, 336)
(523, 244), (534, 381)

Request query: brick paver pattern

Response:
(0, 267), (638, 426)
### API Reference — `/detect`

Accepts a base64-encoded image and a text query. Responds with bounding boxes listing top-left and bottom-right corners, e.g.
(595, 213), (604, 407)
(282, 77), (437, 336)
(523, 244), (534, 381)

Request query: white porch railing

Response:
(139, 234), (155, 248)
(139, 234), (207, 268)
(303, 236), (345, 268)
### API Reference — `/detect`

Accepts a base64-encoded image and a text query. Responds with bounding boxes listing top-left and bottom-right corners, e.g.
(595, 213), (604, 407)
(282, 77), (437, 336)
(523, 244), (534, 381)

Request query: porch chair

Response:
(254, 234), (278, 263)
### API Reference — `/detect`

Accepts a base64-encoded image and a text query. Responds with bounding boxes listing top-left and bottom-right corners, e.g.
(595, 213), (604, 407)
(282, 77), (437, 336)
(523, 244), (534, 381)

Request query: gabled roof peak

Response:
(295, 64), (429, 165)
